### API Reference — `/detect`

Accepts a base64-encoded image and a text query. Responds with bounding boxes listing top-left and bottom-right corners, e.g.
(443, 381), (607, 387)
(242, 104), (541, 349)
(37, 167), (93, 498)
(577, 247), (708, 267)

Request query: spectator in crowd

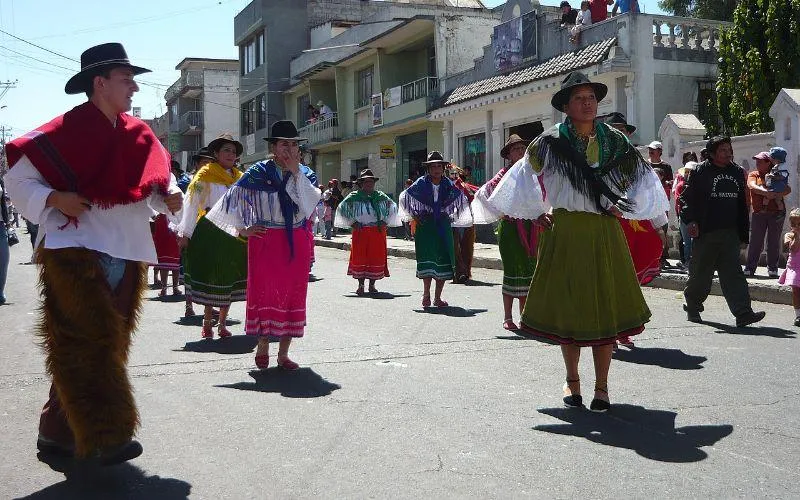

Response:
(570, 1), (593, 43)
(589, 0), (614, 23)
(683, 151), (698, 165)
(648, 141), (673, 268)
(403, 178), (414, 241)
(679, 135), (765, 327)
(700, 148), (710, 162)
(0, 176), (10, 305)
(673, 160), (698, 269)
(612, 0), (639, 15)
(745, 150), (791, 278)
(317, 100), (334, 120)
(560, 1), (578, 27)
(307, 104), (320, 124)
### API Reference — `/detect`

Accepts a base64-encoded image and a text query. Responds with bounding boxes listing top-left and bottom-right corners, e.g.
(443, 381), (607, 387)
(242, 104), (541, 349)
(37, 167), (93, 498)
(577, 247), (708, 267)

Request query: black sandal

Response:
(589, 383), (611, 413)
(563, 378), (583, 408)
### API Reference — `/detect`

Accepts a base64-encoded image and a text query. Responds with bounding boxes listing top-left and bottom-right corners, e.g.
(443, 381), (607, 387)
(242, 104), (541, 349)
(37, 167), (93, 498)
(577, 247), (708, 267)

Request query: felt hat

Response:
(601, 112), (637, 134)
(207, 133), (243, 156)
(192, 147), (216, 163)
(264, 120), (307, 142)
(500, 134), (529, 159)
(422, 151), (449, 165)
(356, 168), (379, 183)
(65, 43), (151, 95)
(550, 71), (607, 111)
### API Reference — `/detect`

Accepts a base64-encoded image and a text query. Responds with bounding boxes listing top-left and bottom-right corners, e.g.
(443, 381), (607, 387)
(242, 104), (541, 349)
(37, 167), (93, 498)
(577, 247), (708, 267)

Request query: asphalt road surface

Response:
(1, 244), (798, 499)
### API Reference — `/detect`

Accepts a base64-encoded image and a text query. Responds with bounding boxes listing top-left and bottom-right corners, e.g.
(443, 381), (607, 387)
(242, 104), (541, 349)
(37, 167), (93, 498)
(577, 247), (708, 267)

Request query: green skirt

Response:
(184, 217), (248, 307)
(521, 209), (650, 346)
(414, 217), (455, 280)
(497, 219), (537, 297)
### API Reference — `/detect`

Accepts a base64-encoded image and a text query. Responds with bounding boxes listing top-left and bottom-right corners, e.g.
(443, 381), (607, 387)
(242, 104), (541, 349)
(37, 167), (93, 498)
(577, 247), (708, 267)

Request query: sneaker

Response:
(735, 311), (766, 328)
(744, 268), (756, 277)
(794, 317), (800, 327)
(768, 270), (779, 279)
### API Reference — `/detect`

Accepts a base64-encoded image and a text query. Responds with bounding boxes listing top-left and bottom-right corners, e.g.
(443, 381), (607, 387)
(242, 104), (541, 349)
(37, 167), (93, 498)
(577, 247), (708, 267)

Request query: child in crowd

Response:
(779, 208), (800, 326)
(570, 1), (593, 43)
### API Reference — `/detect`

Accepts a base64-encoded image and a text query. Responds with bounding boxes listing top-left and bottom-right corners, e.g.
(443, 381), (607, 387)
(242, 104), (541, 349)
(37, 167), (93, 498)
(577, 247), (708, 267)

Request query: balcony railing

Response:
(651, 15), (730, 53)
(168, 110), (203, 134)
(165, 71), (204, 103)
(400, 76), (439, 104)
(297, 112), (340, 146)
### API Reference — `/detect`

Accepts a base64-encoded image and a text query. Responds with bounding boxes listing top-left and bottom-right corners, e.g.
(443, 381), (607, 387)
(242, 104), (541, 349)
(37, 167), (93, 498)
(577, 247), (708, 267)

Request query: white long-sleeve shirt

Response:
(174, 181), (230, 238)
(3, 154), (182, 263)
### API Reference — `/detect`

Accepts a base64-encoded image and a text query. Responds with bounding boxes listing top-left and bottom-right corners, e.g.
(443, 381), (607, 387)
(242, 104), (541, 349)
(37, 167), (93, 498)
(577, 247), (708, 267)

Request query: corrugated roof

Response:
(441, 37), (617, 107)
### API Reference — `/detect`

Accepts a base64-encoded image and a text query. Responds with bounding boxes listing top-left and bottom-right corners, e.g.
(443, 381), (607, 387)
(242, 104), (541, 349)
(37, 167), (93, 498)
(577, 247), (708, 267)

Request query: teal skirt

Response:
(414, 217), (455, 280)
(184, 217), (248, 307)
(521, 209), (651, 346)
(497, 219), (537, 297)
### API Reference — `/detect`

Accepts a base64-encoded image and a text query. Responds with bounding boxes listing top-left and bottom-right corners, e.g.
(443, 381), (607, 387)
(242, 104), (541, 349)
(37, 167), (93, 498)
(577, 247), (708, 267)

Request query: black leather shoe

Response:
(36, 434), (74, 457)
(736, 311), (766, 328)
(563, 394), (583, 408)
(589, 398), (611, 413)
(683, 304), (702, 323)
(91, 440), (143, 466)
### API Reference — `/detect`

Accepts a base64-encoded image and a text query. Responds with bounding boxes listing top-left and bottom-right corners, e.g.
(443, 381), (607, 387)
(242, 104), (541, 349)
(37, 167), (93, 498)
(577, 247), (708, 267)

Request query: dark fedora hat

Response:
(600, 111), (636, 134)
(264, 120), (307, 142)
(192, 147), (215, 163)
(65, 43), (151, 95)
(207, 133), (244, 156)
(422, 151), (450, 165)
(500, 134), (529, 159)
(551, 71), (607, 111)
(356, 168), (379, 183)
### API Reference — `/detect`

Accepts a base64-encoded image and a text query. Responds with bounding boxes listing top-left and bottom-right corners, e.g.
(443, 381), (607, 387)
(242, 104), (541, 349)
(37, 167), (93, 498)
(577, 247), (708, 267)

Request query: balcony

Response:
(165, 71), (204, 103)
(169, 111), (203, 135)
(383, 76), (439, 125)
(297, 113), (340, 147)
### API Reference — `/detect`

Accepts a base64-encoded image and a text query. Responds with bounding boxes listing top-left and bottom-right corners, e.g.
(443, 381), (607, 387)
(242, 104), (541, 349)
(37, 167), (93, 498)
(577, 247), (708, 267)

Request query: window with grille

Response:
(241, 99), (255, 135)
(256, 94), (267, 131)
(297, 94), (311, 124)
(356, 66), (373, 108)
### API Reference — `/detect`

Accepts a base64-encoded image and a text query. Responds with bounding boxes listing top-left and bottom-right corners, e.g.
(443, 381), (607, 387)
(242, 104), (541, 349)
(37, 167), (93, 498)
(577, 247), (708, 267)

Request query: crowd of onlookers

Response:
(559, 0), (639, 43)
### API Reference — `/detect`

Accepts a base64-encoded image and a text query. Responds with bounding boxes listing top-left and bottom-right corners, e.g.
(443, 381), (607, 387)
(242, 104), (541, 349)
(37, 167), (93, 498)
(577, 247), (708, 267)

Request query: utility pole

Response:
(0, 125), (11, 176)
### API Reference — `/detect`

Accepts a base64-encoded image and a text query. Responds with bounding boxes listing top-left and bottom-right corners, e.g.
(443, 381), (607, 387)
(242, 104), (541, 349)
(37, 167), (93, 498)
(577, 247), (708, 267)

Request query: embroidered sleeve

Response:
(287, 172), (322, 220)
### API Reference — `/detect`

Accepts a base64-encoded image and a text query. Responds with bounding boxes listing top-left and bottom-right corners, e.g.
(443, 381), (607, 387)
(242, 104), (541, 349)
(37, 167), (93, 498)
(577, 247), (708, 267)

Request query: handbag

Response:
(7, 227), (19, 246)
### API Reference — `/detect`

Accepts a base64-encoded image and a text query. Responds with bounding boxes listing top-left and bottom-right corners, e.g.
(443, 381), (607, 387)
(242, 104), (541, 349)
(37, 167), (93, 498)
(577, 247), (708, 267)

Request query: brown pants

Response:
(452, 226), (476, 281)
(37, 247), (146, 457)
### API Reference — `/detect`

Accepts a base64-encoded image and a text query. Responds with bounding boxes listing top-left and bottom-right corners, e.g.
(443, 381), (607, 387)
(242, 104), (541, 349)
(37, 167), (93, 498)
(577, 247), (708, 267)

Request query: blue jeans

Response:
(0, 225), (9, 303)
(97, 252), (126, 290)
(679, 221), (693, 264)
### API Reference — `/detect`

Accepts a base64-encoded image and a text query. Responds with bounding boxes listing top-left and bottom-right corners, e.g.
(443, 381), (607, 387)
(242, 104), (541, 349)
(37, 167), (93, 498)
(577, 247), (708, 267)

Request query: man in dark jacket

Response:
(679, 136), (765, 327)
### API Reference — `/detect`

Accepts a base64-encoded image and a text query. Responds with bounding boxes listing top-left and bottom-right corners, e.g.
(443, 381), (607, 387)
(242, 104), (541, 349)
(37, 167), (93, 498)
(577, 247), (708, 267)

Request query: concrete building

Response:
(431, 0), (729, 180)
(234, 0), (491, 170)
(164, 58), (239, 168)
(280, 1), (499, 196)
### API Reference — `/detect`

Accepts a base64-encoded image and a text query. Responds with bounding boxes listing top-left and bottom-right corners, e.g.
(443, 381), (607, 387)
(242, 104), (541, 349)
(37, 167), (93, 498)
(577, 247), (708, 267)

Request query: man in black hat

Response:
(3, 43), (183, 465)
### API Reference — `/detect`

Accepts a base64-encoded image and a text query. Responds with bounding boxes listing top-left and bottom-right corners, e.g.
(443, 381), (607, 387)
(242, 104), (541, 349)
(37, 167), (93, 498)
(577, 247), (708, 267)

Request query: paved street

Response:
(1, 241), (799, 499)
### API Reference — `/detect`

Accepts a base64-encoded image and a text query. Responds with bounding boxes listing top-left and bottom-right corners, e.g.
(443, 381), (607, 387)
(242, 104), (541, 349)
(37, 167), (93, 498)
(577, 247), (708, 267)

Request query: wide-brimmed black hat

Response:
(207, 133), (243, 156)
(356, 168), (379, 183)
(422, 151), (449, 165)
(264, 120), (307, 142)
(192, 147), (215, 163)
(500, 134), (529, 159)
(551, 71), (607, 111)
(600, 112), (636, 134)
(65, 43), (151, 95)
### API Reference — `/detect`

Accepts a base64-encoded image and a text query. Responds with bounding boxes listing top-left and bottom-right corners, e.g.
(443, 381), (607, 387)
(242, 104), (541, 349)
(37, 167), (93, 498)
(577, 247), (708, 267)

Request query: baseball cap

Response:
(752, 151), (771, 160)
(647, 141), (663, 150)
(769, 147), (787, 163)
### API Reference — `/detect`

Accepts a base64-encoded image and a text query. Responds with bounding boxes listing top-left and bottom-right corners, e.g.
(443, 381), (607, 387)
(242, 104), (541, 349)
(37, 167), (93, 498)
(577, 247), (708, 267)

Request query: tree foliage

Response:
(657, 0), (736, 21)
(712, 0), (800, 135)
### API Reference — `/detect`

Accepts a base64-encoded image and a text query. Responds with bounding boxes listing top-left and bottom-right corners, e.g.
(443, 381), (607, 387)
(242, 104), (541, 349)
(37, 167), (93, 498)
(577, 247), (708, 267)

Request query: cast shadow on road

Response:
(414, 307), (489, 317)
(460, 279), (497, 288)
(177, 335), (257, 354)
(308, 274), (324, 283)
(147, 293), (186, 303)
(534, 404), (733, 463)
(173, 316), (242, 327)
(613, 347), (707, 370)
(343, 292), (412, 300)
(702, 321), (797, 339)
(216, 368), (341, 398)
(21, 460), (191, 499)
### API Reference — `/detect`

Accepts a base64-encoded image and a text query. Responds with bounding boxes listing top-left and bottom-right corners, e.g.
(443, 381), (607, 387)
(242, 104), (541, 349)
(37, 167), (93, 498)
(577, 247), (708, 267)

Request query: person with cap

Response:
(450, 164), (479, 284)
(560, 1), (578, 27)
(322, 179), (344, 239)
(317, 100), (334, 121)
(176, 133), (247, 340)
(2, 42), (183, 464)
(471, 134), (540, 330)
(487, 71), (669, 412)
(602, 113), (667, 296)
(679, 135), (766, 327)
(745, 149), (791, 277)
(674, 157), (699, 267)
(205, 120), (320, 370)
(399, 151), (472, 308)
(646, 140), (674, 269)
(334, 168), (400, 295)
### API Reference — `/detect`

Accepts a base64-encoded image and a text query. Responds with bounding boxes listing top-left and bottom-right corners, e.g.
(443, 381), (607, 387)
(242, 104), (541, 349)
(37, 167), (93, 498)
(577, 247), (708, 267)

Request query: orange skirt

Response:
(348, 225), (389, 280)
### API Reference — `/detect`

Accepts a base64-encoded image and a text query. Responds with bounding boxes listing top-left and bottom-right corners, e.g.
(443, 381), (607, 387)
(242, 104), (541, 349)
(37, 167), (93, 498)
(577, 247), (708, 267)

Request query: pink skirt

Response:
(778, 263), (800, 287)
(245, 227), (312, 337)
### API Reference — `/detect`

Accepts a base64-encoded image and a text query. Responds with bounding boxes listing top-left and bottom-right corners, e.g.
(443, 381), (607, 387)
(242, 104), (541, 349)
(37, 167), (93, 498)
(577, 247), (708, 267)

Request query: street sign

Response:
(380, 144), (395, 159)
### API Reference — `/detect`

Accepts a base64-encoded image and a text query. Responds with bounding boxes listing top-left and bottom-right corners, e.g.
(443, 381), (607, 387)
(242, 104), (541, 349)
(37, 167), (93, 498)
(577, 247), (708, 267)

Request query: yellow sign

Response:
(380, 144), (395, 159)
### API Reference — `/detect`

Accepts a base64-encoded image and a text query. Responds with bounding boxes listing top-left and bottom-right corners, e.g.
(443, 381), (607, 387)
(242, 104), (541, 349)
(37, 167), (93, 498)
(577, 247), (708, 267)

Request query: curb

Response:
(315, 238), (792, 305)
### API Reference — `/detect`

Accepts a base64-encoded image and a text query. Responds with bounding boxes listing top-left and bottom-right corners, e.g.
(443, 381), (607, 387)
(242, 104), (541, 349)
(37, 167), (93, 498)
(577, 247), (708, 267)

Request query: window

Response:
(240, 99), (255, 135)
(297, 94), (311, 124)
(697, 80), (716, 129)
(256, 94), (267, 131)
(257, 32), (265, 66)
(352, 157), (369, 180)
(427, 46), (436, 77)
(356, 66), (373, 108)
(462, 133), (486, 185)
(240, 31), (265, 75)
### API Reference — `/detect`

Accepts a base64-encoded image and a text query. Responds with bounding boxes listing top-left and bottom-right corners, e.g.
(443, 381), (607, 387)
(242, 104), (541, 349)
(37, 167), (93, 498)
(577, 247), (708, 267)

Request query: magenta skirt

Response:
(246, 227), (312, 337)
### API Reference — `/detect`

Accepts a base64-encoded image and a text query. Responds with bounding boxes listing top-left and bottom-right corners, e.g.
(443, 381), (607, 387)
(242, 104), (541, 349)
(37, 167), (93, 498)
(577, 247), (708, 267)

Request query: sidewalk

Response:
(315, 234), (792, 305)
